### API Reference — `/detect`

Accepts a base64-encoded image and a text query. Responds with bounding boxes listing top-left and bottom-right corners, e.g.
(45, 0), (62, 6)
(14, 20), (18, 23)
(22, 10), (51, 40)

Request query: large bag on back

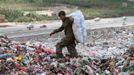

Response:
(69, 10), (87, 44)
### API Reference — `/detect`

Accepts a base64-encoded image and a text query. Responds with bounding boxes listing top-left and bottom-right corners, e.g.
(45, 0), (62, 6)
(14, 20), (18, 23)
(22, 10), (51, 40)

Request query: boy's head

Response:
(58, 11), (66, 21)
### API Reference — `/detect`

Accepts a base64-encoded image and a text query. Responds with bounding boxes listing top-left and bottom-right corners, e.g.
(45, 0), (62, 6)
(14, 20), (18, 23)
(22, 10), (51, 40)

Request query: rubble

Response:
(0, 26), (134, 75)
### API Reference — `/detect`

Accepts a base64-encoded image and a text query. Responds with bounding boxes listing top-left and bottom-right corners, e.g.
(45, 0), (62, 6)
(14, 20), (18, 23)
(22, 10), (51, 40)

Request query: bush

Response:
(26, 13), (42, 20)
(0, 7), (57, 22)
(0, 7), (23, 22)
(15, 13), (58, 22)
(14, 16), (34, 22)
(26, 13), (58, 20)
(39, 15), (58, 20)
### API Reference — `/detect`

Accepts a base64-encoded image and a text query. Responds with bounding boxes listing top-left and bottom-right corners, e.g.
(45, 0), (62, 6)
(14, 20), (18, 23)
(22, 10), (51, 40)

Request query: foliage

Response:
(14, 16), (34, 22)
(14, 13), (58, 22)
(0, 7), (23, 21)
(0, 0), (134, 22)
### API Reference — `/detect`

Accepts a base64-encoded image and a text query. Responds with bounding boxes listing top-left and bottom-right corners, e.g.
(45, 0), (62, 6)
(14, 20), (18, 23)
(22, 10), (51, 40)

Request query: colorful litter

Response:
(0, 26), (134, 75)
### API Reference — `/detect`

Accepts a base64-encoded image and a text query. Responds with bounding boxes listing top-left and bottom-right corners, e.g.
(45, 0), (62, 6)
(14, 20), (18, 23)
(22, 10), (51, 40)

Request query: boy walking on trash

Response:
(50, 11), (78, 58)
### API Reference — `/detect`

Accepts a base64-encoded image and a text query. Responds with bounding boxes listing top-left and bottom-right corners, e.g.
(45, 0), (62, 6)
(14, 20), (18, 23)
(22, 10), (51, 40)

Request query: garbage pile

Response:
(0, 26), (134, 75)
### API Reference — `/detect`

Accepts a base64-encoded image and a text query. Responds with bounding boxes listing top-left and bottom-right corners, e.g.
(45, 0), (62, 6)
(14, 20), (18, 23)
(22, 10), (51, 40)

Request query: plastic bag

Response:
(69, 10), (87, 44)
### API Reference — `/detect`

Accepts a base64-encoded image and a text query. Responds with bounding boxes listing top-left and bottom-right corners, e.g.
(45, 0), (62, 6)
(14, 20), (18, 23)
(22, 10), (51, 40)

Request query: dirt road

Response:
(0, 16), (134, 39)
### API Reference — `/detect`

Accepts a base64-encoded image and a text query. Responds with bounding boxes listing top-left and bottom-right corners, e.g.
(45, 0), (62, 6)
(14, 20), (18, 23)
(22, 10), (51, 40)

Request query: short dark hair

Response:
(58, 11), (66, 16)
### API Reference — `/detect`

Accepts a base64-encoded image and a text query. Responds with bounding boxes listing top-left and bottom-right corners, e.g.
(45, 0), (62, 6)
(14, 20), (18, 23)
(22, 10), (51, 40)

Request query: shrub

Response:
(0, 7), (23, 22)
(14, 12), (58, 22)
(14, 16), (34, 22)
(26, 13), (58, 20)
(0, 7), (57, 22)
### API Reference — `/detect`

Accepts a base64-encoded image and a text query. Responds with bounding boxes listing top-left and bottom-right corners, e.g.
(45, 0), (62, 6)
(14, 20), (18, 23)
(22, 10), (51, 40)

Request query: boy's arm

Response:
(50, 25), (64, 36)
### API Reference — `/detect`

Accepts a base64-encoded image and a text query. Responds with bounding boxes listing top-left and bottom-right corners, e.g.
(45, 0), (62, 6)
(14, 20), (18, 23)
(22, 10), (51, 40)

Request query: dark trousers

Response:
(56, 39), (78, 58)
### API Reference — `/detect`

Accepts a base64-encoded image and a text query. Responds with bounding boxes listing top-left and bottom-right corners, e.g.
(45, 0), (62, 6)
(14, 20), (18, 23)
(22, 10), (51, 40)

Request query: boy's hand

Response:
(50, 32), (54, 36)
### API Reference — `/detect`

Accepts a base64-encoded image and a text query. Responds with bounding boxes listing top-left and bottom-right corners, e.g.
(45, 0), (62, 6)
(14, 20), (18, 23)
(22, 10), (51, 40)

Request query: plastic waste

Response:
(0, 25), (134, 74)
(69, 10), (87, 44)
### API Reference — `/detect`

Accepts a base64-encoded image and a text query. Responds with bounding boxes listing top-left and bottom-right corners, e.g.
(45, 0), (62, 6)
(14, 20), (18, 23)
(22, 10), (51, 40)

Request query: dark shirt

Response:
(53, 17), (75, 42)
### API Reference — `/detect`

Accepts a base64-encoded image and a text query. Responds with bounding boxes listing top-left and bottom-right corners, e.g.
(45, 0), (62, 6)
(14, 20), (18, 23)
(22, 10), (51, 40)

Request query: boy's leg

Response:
(56, 39), (68, 58)
(67, 43), (78, 58)
(56, 42), (65, 58)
